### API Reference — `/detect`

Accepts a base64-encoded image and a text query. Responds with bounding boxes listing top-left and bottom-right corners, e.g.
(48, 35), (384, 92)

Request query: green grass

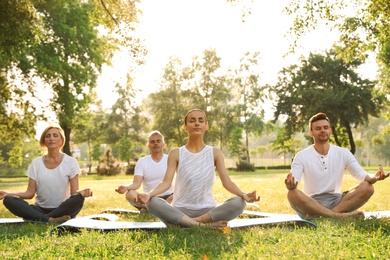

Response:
(0, 171), (389, 259)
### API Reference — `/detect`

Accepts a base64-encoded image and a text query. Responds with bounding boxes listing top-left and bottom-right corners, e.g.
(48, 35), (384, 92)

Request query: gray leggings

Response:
(146, 196), (246, 225)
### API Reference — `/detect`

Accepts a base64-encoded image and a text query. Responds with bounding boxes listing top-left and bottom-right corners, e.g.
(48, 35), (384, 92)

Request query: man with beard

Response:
(285, 112), (389, 219)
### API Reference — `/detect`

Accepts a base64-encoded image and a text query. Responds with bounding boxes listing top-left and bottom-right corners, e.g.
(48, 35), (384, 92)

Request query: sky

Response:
(96, 0), (376, 119)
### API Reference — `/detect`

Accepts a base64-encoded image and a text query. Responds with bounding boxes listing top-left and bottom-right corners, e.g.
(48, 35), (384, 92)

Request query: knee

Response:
(3, 196), (16, 207)
(287, 189), (304, 207)
(287, 189), (298, 203)
(238, 196), (246, 208)
(362, 181), (375, 197)
(230, 196), (247, 211)
(125, 190), (137, 202)
(146, 196), (160, 208)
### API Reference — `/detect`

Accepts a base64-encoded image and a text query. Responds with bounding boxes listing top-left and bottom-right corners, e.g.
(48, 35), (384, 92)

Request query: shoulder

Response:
(28, 156), (44, 170)
(330, 145), (353, 156)
(63, 154), (78, 163)
(330, 144), (348, 152)
(212, 146), (223, 157)
(296, 145), (314, 156)
(168, 148), (180, 157)
(138, 155), (151, 162)
(31, 156), (44, 164)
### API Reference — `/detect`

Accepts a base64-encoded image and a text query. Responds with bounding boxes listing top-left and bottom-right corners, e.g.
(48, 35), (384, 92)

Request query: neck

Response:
(46, 150), (63, 159)
(186, 138), (205, 153)
(313, 142), (330, 155)
(151, 152), (164, 162)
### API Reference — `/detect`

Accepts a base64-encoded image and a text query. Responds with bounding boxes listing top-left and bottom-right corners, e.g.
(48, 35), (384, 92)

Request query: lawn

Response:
(0, 170), (389, 259)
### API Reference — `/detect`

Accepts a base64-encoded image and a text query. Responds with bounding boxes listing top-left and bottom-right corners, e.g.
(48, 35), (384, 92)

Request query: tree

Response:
(229, 52), (266, 162)
(188, 49), (234, 146)
(1, 0), (144, 165)
(148, 57), (190, 147)
(272, 49), (385, 154)
(285, 0), (390, 131)
(72, 101), (107, 174)
(270, 127), (302, 166)
(0, 0), (42, 167)
(31, 0), (109, 155)
(105, 78), (146, 160)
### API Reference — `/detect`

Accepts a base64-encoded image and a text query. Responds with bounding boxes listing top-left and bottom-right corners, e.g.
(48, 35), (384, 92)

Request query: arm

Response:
(214, 148), (259, 202)
(138, 149), (178, 203)
(0, 178), (37, 200)
(70, 175), (93, 197)
(70, 174), (80, 195)
(115, 176), (143, 194)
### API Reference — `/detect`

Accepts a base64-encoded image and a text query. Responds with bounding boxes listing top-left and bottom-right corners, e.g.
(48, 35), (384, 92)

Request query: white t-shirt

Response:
(172, 145), (217, 210)
(291, 144), (368, 196)
(134, 154), (173, 196)
(27, 154), (80, 208)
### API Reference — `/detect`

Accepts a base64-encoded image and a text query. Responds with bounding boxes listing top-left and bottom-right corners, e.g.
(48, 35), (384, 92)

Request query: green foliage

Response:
(91, 143), (103, 163)
(115, 137), (133, 163)
(272, 49), (385, 154)
(284, 0), (390, 132)
(148, 57), (196, 147)
(125, 162), (136, 175)
(105, 82), (147, 148)
(229, 127), (244, 158)
(148, 49), (267, 160)
(235, 160), (255, 172)
(1, 0), (144, 164)
(96, 149), (121, 176)
(0, 0), (39, 168)
(31, 0), (108, 155)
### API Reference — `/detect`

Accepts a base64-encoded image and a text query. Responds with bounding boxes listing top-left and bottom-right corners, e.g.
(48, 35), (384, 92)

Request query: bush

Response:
(125, 162), (136, 175)
(96, 149), (122, 176)
(235, 160), (255, 172)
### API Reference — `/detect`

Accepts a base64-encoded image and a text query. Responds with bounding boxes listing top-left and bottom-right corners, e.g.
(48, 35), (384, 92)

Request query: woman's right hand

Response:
(78, 188), (93, 198)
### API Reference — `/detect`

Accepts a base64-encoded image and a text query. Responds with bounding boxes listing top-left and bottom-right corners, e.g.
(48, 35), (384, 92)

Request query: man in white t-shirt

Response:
(115, 131), (173, 212)
(285, 112), (389, 219)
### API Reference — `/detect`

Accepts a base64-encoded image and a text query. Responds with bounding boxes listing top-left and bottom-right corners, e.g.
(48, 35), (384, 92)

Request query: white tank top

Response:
(172, 145), (217, 210)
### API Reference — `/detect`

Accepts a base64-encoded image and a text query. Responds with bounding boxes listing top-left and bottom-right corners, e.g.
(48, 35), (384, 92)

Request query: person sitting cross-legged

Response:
(285, 112), (389, 219)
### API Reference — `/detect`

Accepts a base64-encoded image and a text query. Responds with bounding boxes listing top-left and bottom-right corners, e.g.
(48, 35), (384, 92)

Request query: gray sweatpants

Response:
(146, 196), (246, 225)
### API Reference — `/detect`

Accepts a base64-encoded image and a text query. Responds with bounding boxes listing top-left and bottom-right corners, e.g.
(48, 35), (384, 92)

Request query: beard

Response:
(314, 133), (330, 143)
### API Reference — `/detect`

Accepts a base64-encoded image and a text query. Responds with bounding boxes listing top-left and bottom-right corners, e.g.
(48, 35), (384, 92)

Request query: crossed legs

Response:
(288, 181), (374, 219)
(3, 193), (86, 222)
(147, 196), (246, 227)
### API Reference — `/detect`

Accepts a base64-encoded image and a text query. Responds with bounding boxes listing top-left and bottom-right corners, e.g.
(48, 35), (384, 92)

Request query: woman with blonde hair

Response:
(0, 124), (92, 222)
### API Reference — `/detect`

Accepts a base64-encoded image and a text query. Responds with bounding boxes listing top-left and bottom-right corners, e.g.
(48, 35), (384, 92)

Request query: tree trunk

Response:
(332, 126), (342, 147)
(345, 123), (356, 155)
(245, 129), (250, 163)
(61, 124), (72, 156)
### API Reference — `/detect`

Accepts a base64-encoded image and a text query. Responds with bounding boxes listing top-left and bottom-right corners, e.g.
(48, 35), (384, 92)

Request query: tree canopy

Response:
(272, 49), (385, 154)
(1, 0), (143, 163)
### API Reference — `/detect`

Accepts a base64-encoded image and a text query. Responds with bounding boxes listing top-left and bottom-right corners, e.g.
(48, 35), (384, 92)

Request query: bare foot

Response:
(306, 210), (364, 219)
(342, 211), (364, 218)
(200, 220), (228, 228)
(48, 215), (71, 223)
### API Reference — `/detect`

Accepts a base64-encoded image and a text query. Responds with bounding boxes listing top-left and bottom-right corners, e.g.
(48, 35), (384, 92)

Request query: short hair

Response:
(148, 130), (164, 143)
(39, 124), (65, 148)
(184, 109), (207, 125)
(309, 112), (330, 130)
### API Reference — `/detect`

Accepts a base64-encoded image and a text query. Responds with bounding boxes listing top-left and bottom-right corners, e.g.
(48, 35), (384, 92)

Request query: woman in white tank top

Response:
(139, 109), (260, 227)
